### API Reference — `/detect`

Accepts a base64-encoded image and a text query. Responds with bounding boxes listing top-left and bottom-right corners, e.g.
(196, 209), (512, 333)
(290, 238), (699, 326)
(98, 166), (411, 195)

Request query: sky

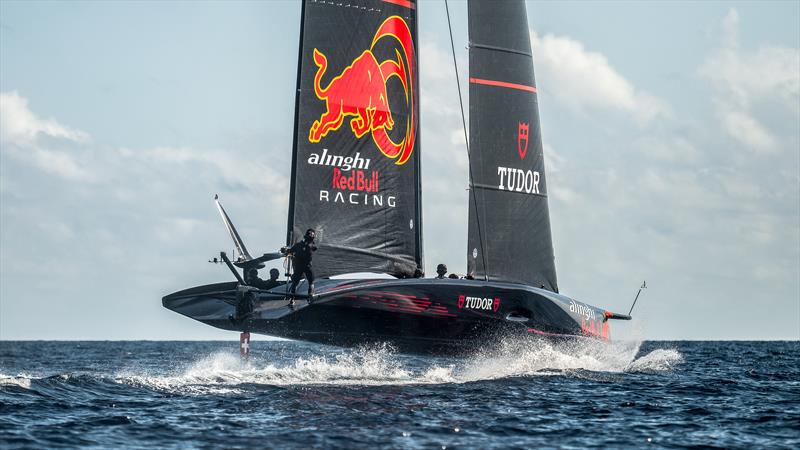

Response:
(1, 0), (798, 340)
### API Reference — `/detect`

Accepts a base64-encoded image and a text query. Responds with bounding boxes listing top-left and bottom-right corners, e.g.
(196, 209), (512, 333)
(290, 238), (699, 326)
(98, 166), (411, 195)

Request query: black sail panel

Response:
(466, 0), (558, 292)
(288, 0), (422, 278)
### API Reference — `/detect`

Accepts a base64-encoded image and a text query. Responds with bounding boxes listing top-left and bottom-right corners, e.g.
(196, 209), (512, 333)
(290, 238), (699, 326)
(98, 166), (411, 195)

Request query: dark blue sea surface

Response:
(1, 340), (798, 448)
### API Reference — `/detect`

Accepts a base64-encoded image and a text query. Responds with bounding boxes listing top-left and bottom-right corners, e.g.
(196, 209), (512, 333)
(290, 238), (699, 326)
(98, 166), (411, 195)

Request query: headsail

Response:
(466, 0), (558, 292)
(287, 0), (422, 278)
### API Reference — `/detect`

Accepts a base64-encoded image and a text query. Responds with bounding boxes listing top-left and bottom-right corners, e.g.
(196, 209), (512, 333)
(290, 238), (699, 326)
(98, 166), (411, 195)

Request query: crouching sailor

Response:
(281, 228), (317, 302)
(246, 267), (283, 290)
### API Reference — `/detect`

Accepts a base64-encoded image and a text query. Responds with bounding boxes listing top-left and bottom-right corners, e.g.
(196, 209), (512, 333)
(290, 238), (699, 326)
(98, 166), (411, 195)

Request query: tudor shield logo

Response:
(518, 122), (529, 160)
(497, 121), (541, 195)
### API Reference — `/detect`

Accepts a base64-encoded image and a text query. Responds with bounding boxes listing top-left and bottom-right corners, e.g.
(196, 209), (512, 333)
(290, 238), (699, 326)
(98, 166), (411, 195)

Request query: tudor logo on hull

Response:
(458, 295), (501, 312)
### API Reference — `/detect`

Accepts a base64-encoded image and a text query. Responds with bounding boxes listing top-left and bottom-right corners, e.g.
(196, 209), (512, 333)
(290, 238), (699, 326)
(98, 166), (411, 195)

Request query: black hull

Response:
(163, 278), (612, 355)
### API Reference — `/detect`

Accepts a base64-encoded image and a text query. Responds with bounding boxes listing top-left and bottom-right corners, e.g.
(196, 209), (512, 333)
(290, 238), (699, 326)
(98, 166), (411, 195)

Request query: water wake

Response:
(118, 345), (419, 393)
(113, 339), (682, 392)
(461, 338), (644, 380)
(2, 340), (682, 394)
(626, 348), (683, 372)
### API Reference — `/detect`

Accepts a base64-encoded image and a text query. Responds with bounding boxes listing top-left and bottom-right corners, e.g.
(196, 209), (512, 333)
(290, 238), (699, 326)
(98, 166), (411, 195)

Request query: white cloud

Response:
(635, 135), (701, 163)
(542, 144), (564, 173)
(0, 91), (90, 145)
(721, 8), (740, 50)
(0, 91), (94, 181)
(419, 40), (469, 172)
(718, 107), (779, 152)
(530, 32), (670, 124)
(155, 217), (208, 243)
(29, 147), (95, 181)
(118, 146), (289, 206)
(542, 144), (581, 205)
(420, 39), (454, 83)
(420, 39), (464, 120)
(36, 220), (76, 240)
(699, 8), (800, 153)
(1, 91), (287, 198)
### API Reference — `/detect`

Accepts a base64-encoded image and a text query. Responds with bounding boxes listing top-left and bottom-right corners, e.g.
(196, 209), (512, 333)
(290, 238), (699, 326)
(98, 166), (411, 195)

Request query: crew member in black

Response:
(435, 264), (447, 279)
(266, 268), (282, 288)
(245, 268), (260, 286)
(245, 268), (283, 290)
(281, 228), (317, 299)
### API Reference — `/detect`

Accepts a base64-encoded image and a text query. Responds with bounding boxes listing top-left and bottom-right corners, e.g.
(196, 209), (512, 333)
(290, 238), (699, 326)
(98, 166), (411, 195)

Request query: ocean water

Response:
(1, 340), (798, 449)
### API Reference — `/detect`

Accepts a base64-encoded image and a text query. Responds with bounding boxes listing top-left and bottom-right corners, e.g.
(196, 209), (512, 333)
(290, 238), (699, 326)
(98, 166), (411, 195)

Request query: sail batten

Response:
(466, 0), (559, 292)
(471, 43), (532, 57)
(287, 0), (422, 279)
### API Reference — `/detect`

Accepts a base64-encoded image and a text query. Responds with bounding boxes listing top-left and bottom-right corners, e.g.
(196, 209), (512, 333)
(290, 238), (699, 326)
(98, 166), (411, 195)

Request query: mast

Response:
(413, 2), (423, 275)
(286, 0), (307, 247)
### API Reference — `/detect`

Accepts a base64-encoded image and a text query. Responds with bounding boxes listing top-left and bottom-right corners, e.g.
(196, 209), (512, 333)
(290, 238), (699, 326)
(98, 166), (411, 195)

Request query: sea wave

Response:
(117, 345), (418, 393)
(2, 341), (794, 450)
(111, 339), (681, 392)
(626, 348), (683, 372)
(0, 373), (33, 389)
(2, 340), (682, 395)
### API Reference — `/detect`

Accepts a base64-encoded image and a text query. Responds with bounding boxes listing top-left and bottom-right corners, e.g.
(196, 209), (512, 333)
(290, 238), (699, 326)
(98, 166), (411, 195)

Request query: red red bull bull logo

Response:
(308, 16), (416, 166)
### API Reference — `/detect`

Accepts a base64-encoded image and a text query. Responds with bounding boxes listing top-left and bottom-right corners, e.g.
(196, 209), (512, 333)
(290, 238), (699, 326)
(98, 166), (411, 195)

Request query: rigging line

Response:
(444, 0), (488, 281)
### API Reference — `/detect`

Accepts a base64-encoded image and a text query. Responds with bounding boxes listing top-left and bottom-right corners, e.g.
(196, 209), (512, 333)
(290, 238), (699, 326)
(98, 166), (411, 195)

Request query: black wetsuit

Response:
(249, 277), (282, 290)
(263, 279), (284, 290)
(287, 240), (316, 295)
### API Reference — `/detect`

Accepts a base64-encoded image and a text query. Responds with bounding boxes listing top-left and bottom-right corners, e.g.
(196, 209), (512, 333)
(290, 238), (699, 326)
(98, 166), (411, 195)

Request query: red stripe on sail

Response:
(469, 77), (537, 93)
(382, 0), (415, 9)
